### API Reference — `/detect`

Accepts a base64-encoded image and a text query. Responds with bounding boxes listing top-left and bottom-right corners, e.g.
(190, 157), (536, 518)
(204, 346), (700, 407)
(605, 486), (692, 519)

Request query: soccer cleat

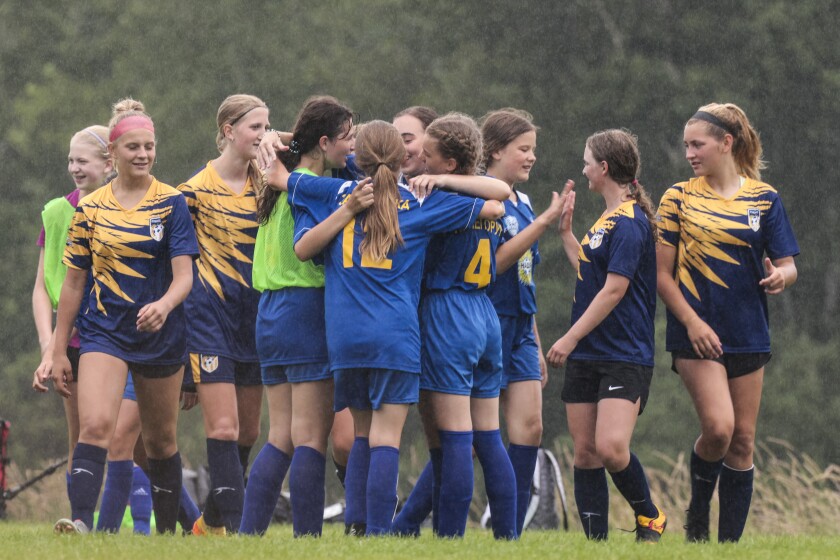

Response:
(192, 515), (226, 536)
(344, 522), (366, 537)
(635, 506), (667, 543)
(684, 508), (710, 543)
(54, 518), (90, 535)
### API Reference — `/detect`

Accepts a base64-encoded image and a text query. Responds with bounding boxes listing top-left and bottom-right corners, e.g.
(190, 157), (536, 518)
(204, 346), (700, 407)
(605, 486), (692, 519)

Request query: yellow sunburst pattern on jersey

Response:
(64, 182), (177, 315)
(577, 201), (634, 281)
(657, 177), (775, 301)
(180, 166), (258, 300)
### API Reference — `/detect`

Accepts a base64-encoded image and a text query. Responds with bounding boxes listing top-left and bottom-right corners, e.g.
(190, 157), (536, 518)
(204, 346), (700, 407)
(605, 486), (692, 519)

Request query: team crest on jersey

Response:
(201, 355), (219, 373)
(503, 215), (519, 236)
(589, 228), (606, 250)
(149, 216), (164, 242)
(518, 249), (534, 286)
(748, 208), (761, 232)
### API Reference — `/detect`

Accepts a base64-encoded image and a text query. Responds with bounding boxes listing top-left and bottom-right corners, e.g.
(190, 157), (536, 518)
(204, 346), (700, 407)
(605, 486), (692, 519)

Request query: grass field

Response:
(2, 522), (840, 560)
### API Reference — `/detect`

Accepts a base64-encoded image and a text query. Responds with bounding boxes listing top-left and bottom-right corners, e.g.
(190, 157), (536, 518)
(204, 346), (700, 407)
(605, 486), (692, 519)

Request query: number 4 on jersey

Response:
(464, 238), (491, 288)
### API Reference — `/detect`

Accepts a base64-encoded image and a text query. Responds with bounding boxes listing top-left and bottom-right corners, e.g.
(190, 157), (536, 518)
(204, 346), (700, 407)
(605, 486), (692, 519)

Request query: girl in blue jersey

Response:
(657, 103), (798, 543)
(266, 120), (504, 536)
(178, 94), (268, 535)
(393, 106), (439, 179)
(48, 98), (198, 534)
(480, 109), (565, 534)
(242, 96), (374, 537)
(547, 129), (666, 542)
(393, 113), (516, 539)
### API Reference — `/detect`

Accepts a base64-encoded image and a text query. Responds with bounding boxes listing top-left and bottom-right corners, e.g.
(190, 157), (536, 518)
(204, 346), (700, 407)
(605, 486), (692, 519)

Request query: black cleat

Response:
(684, 508), (710, 543)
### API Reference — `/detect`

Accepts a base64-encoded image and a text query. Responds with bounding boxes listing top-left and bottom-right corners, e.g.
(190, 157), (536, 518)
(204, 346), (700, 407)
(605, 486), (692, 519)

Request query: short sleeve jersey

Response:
(287, 172), (485, 373)
(63, 179), (199, 364)
(657, 176), (799, 352)
(178, 162), (260, 360)
(487, 191), (540, 316)
(424, 214), (504, 292)
(570, 201), (656, 366)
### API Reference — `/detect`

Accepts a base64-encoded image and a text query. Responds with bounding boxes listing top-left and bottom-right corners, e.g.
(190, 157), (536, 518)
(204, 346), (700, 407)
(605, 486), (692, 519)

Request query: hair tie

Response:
(84, 128), (108, 150)
(691, 111), (737, 137)
(289, 139), (301, 155)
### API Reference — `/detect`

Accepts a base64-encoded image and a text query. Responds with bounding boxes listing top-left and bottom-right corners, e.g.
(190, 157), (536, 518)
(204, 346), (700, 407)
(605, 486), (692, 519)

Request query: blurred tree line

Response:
(1, 0), (838, 473)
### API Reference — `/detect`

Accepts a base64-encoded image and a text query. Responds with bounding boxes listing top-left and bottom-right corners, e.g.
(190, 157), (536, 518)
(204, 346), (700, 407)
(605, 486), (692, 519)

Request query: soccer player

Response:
(393, 113), (516, 539)
(657, 103), (799, 543)
(177, 94), (267, 535)
(393, 106), (439, 179)
(241, 96), (369, 537)
(481, 109), (564, 534)
(547, 129), (666, 543)
(266, 119), (504, 536)
(48, 98), (198, 535)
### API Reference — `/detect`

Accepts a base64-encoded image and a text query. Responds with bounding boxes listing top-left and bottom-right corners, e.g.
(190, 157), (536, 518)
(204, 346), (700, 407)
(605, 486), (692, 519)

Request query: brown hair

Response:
(687, 102), (765, 180)
(353, 120), (406, 262)
(393, 106), (439, 130)
(478, 108), (539, 172)
(586, 129), (657, 240)
(217, 94), (268, 198)
(425, 112), (482, 176)
(257, 95), (354, 224)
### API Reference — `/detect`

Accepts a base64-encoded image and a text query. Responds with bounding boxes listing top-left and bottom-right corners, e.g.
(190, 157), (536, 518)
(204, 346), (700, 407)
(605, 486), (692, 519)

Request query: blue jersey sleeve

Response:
(167, 194), (200, 259)
(420, 190), (484, 234)
(63, 206), (93, 270)
(287, 173), (351, 222)
(656, 186), (682, 248)
(291, 206), (320, 245)
(607, 217), (646, 279)
(763, 194), (800, 260)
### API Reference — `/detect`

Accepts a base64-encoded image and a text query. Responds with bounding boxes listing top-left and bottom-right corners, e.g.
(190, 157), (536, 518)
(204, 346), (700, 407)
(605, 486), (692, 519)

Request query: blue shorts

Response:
(498, 314), (541, 389)
(420, 290), (503, 398)
(122, 371), (137, 402)
(261, 362), (332, 386)
(189, 354), (262, 386)
(256, 288), (328, 366)
(334, 369), (419, 411)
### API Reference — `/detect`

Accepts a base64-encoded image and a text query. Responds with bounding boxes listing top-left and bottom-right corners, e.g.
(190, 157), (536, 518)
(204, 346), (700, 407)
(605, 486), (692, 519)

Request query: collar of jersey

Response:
(293, 167), (318, 177)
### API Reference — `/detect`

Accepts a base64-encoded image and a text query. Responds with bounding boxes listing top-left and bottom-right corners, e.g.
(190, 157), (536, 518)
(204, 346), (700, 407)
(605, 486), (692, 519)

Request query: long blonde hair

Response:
(353, 121), (406, 262)
(687, 102), (765, 180)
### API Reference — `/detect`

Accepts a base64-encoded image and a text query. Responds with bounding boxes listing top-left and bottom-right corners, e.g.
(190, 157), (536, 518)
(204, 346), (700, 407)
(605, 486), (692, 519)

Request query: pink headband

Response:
(109, 115), (155, 142)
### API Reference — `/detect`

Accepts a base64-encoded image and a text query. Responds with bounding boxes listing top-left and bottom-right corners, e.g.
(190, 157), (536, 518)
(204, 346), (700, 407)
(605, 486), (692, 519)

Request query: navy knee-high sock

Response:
(204, 438), (245, 532)
(178, 484), (200, 532)
(430, 447), (442, 535)
(574, 466), (609, 540)
(718, 464), (754, 543)
(437, 431), (473, 538)
(147, 452), (182, 534)
(289, 446), (326, 537)
(391, 459), (434, 536)
(68, 443), (107, 529)
(239, 442), (291, 535)
(474, 430), (517, 540)
(508, 443), (538, 534)
(689, 449), (724, 514)
(366, 446), (400, 536)
(344, 437), (370, 528)
(608, 453), (658, 519)
(130, 465), (152, 535)
(97, 460), (134, 532)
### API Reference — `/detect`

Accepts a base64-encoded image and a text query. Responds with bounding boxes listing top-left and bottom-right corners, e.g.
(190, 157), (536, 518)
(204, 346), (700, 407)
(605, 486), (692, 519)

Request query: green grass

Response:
(2, 523), (839, 560)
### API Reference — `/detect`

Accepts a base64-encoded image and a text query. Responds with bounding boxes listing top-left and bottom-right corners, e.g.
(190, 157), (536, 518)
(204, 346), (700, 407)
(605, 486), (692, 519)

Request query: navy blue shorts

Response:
(420, 290), (503, 399)
(561, 359), (653, 415)
(334, 369), (419, 411)
(498, 314), (541, 389)
(189, 353), (261, 386)
(256, 288), (328, 366)
(671, 350), (772, 379)
(261, 362), (332, 386)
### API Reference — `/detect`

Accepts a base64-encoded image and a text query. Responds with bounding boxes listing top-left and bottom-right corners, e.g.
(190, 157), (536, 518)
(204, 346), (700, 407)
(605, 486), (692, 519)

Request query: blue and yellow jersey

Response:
(487, 191), (540, 316)
(570, 201), (656, 366)
(63, 179), (199, 364)
(657, 177), (799, 352)
(287, 172), (486, 373)
(423, 214), (504, 292)
(179, 162), (260, 361)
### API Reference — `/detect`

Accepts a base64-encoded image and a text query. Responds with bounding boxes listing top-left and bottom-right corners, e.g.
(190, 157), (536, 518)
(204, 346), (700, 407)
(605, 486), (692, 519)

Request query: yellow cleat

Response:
(192, 515), (226, 536)
(635, 506), (667, 543)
